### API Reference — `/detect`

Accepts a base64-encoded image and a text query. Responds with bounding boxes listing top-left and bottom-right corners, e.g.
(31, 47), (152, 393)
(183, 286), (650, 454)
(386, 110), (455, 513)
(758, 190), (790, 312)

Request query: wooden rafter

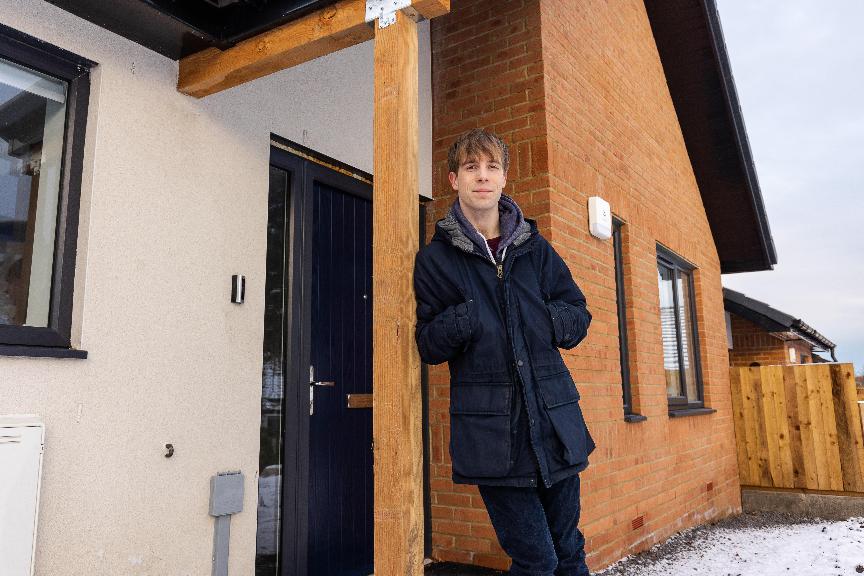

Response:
(178, 0), (449, 98)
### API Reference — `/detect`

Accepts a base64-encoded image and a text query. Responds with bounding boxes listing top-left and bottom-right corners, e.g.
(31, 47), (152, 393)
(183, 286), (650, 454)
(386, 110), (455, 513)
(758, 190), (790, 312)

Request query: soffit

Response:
(644, 0), (778, 273)
(42, 0), (339, 59)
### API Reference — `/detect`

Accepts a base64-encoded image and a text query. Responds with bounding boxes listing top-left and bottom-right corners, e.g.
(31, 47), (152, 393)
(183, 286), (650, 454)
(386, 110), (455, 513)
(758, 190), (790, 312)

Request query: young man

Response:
(414, 129), (594, 576)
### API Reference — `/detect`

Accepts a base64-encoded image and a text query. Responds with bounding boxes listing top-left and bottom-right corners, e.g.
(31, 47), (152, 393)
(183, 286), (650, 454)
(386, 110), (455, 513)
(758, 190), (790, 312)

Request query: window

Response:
(613, 217), (639, 419)
(657, 245), (703, 410)
(0, 24), (93, 355)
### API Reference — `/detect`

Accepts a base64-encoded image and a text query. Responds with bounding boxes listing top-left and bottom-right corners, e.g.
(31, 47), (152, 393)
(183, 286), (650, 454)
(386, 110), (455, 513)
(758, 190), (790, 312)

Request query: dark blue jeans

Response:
(478, 474), (589, 576)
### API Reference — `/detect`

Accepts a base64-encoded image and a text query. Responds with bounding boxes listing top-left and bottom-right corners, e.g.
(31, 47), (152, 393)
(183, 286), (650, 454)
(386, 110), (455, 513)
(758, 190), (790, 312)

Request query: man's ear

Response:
(502, 171), (507, 189)
(448, 171), (459, 191)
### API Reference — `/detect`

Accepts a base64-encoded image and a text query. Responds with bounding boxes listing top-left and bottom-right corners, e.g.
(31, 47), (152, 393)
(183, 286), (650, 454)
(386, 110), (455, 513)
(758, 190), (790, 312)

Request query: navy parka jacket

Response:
(414, 199), (595, 487)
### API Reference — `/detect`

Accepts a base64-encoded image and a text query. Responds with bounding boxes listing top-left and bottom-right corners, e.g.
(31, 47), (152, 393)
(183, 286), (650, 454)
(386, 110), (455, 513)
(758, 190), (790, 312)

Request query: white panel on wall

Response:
(0, 416), (45, 576)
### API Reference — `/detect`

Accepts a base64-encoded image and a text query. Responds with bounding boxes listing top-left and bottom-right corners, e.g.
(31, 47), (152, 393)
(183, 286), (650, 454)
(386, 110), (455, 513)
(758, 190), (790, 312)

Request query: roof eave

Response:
(645, 0), (778, 274)
(703, 0), (778, 273)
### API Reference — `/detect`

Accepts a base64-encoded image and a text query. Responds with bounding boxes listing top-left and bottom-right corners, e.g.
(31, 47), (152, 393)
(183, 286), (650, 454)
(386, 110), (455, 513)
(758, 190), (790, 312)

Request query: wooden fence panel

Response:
(764, 366), (795, 486)
(782, 365), (807, 489)
(730, 363), (864, 493)
(831, 364), (864, 492)
(729, 369), (753, 485)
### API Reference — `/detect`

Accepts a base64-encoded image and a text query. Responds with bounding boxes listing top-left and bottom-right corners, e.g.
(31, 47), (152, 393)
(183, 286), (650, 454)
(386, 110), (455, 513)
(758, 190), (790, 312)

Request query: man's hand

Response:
(455, 299), (484, 344)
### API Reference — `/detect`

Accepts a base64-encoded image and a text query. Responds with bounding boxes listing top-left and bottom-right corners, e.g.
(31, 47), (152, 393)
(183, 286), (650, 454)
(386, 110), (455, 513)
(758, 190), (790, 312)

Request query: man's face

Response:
(448, 153), (507, 214)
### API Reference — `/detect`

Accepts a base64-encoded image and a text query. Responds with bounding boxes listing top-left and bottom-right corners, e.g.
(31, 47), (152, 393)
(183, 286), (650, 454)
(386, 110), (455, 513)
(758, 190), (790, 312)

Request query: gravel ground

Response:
(594, 511), (864, 576)
(428, 512), (864, 576)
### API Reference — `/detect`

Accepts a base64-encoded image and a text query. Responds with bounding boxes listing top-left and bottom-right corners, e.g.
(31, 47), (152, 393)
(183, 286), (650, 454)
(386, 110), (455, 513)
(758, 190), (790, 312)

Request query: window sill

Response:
(668, 407), (716, 418)
(0, 345), (87, 359)
(624, 413), (647, 423)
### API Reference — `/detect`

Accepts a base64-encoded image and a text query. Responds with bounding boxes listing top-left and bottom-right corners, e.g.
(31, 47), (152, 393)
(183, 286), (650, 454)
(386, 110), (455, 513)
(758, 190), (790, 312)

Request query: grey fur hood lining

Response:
(439, 195), (532, 259)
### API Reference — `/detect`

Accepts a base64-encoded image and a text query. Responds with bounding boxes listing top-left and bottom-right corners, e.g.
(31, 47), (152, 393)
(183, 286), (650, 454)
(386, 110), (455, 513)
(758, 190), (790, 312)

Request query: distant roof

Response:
(644, 0), (778, 274)
(723, 288), (837, 360)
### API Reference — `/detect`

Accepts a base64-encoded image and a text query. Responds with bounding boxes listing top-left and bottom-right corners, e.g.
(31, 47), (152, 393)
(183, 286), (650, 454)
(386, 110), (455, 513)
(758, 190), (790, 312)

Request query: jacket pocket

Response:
(535, 368), (580, 407)
(535, 372), (593, 466)
(449, 383), (512, 477)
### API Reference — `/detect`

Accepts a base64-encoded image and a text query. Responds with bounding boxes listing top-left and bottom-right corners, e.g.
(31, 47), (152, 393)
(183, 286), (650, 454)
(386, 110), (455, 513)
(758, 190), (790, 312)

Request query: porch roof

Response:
(42, 0), (340, 59)
(723, 288), (837, 360)
(43, 0), (778, 274)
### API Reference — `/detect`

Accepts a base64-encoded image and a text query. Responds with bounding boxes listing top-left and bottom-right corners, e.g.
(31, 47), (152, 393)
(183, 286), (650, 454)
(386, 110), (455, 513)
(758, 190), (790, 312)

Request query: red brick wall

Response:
(429, 1), (549, 568)
(428, 0), (741, 571)
(728, 314), (814, 366)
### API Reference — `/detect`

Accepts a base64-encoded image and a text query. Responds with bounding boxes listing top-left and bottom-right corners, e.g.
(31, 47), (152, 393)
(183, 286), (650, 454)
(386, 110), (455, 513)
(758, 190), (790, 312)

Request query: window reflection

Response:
(678, 273), (699, 402)
(256, 166), (288, 575)
(0, 58), (67, 327)
(657, 264), (681, 397)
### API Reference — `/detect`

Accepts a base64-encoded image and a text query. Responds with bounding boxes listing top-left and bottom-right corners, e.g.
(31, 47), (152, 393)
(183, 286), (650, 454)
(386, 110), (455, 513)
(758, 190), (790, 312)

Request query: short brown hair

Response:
(447, 128), (510, 174)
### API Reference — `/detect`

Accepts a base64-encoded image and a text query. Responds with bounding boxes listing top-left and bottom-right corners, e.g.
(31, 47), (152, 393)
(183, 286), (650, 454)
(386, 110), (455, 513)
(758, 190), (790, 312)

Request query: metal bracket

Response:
(366, 0), (412, 28)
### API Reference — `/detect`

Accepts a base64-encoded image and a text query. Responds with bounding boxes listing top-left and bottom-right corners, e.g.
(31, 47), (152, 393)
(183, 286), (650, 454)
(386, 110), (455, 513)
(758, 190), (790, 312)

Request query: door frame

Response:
(268, 136), (433, 575)
(270, 139), (374, 576)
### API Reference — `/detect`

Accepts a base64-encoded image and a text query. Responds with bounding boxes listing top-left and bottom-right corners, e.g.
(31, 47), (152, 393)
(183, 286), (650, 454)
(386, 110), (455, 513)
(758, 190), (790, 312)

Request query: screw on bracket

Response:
(365, 0), (412, 28)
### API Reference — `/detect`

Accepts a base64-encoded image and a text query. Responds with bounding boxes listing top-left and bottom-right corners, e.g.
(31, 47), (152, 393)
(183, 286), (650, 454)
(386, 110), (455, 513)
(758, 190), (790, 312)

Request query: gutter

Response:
(792, 319), (838, 362)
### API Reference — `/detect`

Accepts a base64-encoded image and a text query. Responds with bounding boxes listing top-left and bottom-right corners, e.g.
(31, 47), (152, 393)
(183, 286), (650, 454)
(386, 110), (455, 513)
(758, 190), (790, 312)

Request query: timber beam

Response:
(372, 9), (423, 575)
(178, 0), (449, 98)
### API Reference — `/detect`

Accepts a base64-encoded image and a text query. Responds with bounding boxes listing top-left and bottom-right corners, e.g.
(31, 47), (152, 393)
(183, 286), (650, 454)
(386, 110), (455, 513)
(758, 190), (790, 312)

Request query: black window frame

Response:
(656, 244), (705, 411)
(613, 217), (644, 422)
(0, 23), (95, 357)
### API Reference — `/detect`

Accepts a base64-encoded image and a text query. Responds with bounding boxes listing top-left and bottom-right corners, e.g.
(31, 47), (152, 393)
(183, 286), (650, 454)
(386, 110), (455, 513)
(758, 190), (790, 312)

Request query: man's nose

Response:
(476, 166), (490, 181)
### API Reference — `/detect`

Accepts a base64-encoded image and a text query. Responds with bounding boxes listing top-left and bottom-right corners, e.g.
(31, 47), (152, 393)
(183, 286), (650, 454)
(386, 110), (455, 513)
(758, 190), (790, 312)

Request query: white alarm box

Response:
(588, 196), (612, 240)
(0, 416), (45, 576)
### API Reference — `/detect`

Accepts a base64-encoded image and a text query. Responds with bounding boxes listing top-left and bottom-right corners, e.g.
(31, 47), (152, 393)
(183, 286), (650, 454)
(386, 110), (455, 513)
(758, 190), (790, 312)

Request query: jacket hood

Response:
(435, 195), (534, 258)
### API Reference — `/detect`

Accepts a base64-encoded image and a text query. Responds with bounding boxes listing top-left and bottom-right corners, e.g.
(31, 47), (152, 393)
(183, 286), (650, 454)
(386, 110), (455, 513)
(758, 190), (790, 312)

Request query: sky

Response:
(714, 1), (864, 373)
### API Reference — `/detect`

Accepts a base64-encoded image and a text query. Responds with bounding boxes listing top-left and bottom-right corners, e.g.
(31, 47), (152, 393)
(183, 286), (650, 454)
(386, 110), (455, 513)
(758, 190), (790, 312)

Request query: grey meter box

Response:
(209, 471), (244, 516)
(209, 471), (244, 576)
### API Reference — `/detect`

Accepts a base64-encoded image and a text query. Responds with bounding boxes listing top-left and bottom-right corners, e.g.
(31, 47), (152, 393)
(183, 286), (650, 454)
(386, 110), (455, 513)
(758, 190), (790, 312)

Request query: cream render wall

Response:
(0, 1), (431, 574)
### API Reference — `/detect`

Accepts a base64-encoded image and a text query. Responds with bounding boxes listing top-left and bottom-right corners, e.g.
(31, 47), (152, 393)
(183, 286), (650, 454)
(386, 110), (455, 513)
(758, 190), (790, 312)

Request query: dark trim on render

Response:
(270, 133), (373, 185)
(0, 23), (95, 353)
(0, 345), (87, 359)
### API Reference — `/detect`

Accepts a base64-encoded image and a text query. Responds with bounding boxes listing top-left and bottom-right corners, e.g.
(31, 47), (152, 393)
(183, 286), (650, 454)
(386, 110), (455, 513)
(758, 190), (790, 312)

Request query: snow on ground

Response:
(595, 513), (864, 576)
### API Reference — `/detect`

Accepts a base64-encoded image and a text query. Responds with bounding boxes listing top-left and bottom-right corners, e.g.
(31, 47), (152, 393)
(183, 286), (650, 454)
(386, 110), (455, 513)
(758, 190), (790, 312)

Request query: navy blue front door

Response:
(259, 147), (374, 576)
(307, 177), (374, 575)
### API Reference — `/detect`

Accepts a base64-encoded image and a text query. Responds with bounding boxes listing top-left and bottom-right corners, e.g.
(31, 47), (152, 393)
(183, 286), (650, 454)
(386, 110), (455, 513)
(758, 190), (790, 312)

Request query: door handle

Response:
(309, 365), (335, 415)
(309, 365), (335, 386)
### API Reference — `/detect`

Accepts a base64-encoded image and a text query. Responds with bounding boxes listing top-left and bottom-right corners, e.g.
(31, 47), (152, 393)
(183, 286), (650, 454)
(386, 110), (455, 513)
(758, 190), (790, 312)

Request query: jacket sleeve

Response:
(538, 240), (592, 350)
(413, 251), (476, 365)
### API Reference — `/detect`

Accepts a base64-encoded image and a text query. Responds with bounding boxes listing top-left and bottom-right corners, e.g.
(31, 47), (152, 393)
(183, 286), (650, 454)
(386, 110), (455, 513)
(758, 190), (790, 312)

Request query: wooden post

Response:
(372, 9), (423, 576)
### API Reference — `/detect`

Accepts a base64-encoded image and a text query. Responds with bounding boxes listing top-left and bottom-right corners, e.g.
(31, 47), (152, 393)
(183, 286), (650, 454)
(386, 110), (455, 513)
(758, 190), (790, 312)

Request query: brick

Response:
(428, 0), (741, 572)
(432, 520), (473, 536)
